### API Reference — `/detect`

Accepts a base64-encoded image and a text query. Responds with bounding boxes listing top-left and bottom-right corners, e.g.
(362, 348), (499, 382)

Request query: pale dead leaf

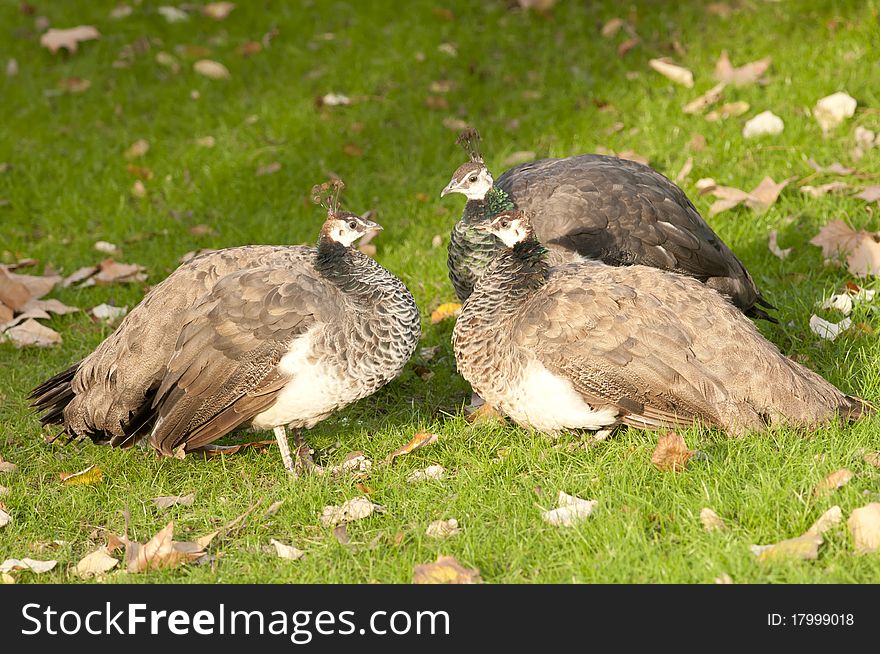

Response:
(270, 538), (304, 560)
(751, 533), (822, 562)
(768, 230), (792, 259)
(385, 431), (438, 465)
(407, 464), (446, 483)
(152, 493), (196, 509)
(813, 468), (853, 497)
(682, 82), (725, 114)
(856, 186), (880, 203)
(742, 111), (784, 138)
(124, 139), (149, 159)
(92, 259), (147, 285)
(256, 162), (281, 176)
(125, 521), (204, 572)
(807, 159), (854, 175)
(809, 315), (851, 341)
(0, 507), (10, 529)
(0, 302), (11, 323)
(158, 6), (189, 22)
(318, 93), (351, 107)
(333, 524), (350, 545)
(202, 2), (235, 20)
(442, 117), (469, 132)
(807, 506), (843, 536)
(714, 573), (734, 584)
(0, 268), (33, 310)
(813, 92), (857, 132)
(819, 293), (853, 315)
(809, 220), (880, 277)
(541, 490), (597, 527)
(21, 298), (79, 316)
(60, 464), (102, 486)
(320, 497), (380, 527)
(413, 555), (482, 584)
(196, 135), (216, 147)
(674, 157), (693, 183)
(4, 319), (62, 347)
(426, 518), (460, 539)
(651, 432), (694, 472)
(800, 182), (850, 198)
(708, 176), (790, 216)
(75, 547), (119, 578)
(0, 460), (17, 474)
(705, 101), (749, 121)
(62, 266), (98, 287)
(94, 240), (120, 255)
(3, 269), (61, 300)
(193, 59), (230, 80)
(430, 302), (461, 324)
(700, 508), (727, 532)
(57, 77), (91, 93)
(648, 58), (694, 87)
(864, 452), (880, 468)
(328, 451), (372, 477)
(714, 51), (771, 86)
(155, 51), (181, 73)
(848, 503), (880, 554)
(40, 26), (101, 55)
(91, 303), (128, 322)
(0, 558), (58, 574)
(600, 17), (625, 38)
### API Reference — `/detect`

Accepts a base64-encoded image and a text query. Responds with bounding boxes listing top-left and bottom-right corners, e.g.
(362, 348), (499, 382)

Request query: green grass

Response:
(1, 0), (879, 583)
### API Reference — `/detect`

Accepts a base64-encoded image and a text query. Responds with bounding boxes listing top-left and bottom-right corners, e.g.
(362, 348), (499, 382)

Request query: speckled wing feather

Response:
(496, 155), (763, 314)
(148, 263), (336, 454)
(514, 264), (852, 434)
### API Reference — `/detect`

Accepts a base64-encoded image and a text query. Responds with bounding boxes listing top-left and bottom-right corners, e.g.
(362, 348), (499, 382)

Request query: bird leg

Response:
(273, 425), (296, 474)
(292, 428), (324, 476)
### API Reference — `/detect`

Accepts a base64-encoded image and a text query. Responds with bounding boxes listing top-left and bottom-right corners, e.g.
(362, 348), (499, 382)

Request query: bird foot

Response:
(294, 442), (325, 476)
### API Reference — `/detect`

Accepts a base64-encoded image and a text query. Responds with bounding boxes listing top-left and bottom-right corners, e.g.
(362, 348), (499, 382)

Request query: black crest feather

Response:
(456, 128), (484, 164)
(311, 179), (345, 215)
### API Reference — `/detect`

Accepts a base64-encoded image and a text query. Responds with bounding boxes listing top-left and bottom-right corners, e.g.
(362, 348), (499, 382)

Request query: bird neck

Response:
(463, 186), (515, 223)
(315, 239), (394, 302)
(478, 236), (550, 305)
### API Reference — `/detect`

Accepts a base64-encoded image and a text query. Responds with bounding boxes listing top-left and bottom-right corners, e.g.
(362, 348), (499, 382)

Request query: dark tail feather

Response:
(29, 363), (80, 426)
(746, 304), (778, 324)
(844, 395), (876, 422)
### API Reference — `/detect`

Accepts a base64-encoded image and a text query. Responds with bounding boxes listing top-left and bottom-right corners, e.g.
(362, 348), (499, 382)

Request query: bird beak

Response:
(364, 220), (383, 232)
(440, 181), (456, 198)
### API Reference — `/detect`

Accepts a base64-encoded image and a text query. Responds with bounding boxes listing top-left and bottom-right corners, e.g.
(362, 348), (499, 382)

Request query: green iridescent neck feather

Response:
(463, 186), (515, 224)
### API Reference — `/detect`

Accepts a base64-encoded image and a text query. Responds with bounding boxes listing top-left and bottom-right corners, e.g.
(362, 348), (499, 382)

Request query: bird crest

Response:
(456, 128), (484, 164)
(311, 179), (345, 215)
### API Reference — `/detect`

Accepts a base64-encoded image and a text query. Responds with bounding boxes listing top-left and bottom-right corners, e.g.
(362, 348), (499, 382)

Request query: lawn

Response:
(1, 0), (879, 584)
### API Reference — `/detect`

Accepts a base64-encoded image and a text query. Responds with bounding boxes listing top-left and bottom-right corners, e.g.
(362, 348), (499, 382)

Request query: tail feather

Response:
(29, 363), (80, 426)
(844, 395), (875, 422)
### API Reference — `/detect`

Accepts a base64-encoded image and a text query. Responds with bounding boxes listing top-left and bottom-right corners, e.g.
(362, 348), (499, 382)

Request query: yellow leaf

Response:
(413, 555), (482, 584)
(60, 464), (102, 486)
(384, 431), (438, 464)
(430, 302), (461, 324)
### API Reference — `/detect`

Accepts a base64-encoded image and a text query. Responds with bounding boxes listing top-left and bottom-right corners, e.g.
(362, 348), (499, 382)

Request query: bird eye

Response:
(500, 220), (509, 228)
(468, 175), (478, 183)
(348, 220), (357, 230)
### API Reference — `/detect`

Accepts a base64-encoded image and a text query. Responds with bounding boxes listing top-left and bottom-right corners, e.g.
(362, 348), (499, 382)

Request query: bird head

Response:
(474, 209), (532, 248)
(312, 179), (382, 247)
(440, 161), (494, 200)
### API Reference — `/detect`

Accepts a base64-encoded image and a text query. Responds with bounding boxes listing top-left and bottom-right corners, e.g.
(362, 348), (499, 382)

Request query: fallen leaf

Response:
(413, 555), (482, 584)
(6, 58), (18, 76)
(437, 42), (457, 57)
(429, 80), (455, 93)
(430, 302), (461, 324)
(819, 293), (853, 315)
(682, 82), (725, 114)
(856, 186), (880, 203)
(124, 139), (149, 159)
(809, 315), (851, 341)
(155, 51), (181, 73)
(689, 133), (707, 152)
(767, 230), (792, 259)
(21, 297), (78, 316)
(742, 110), (784, 138)
(813, 468), (853, 496)
(60, 464), (102, 486)
(110, 5), (132, 19)
(706, 3), (732, 17)
(407, 464), (446, 482)
(158, 6), (189, 22)
(674, 157), (693, 184)
(800, 182), (850, 198)
(385, 431), (438, 465)
(318, 93), (351, 107)
(40, 26), (101, 55)
(0, 507), (10, 528)
(1, 268), (61, 300)
(424, 95), (449, 111)
(648, 58), (694, 87)
(852, 126), (878, 161)
(328, 451), (372, 477)
(62, 266), (98, 287)
(807, 506), (843, 536)
(0, 558), (58, 574)
(193, 59), (230, 80)
(131, 180), (147, 198)
(751, 533), (823, 562)
(92, 259), (147, 285)
(704, 101), (749, 121)
(442, 117), (469, 132)
(807, 159), (854, 176)
(864, 452), (880, 468)
(809, 220), (880, 277)
(0, 460), (17, 474)
(152, 493), (196, 509)
(75, 547), (119, 578)
(651, 432), (694, 472)
(0, 268), (31, 310)
(320, 497), (380, 527)
(342, 143), (363, 158)
(202, 2), (234, 20)
(708, 176), (790, 216)
(3, 319), (62, 347)
(256, 162), (281, 176)
(700, 508), (727, 532)
(91, 303), (128, 322)
(0, 302), (10, 323)
(600, 17), (625, 38)
(617, 37), (640, 58)
(503, 151), (536, 167)
(814, 92), (857, 132)
(714, 51), (771, 86)
(847, 503), (880, 554)
(270, 538), (304, 560)
(57, 77), (91, 93)
(714, 573), (734, 584)
(125, 521), (204, 572)
(541, 490), (598, 527)
(426, 518), (460, 539)
(196, 135), (216, 147)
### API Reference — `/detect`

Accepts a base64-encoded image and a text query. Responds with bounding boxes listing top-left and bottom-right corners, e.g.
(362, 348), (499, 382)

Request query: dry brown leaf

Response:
(256, 162), (281, 176)
(0, 558), (58, 574)
(270, 538), (304, 560)
(426, 518), (460, 539)
(193, 59), (230, 80)
(385, 431), (438, 465)
(2, 268), (61, 300)
(864, 452), (880, 468)
(75, 547), (119, 578)
(57, 77), (91, 93)
(125, 521), (205, 572)
(617, 37), (640, 58)
(682, 82), (725, 114)
(768, 230), (792, 260)
(600, 17), (625, 38)
(21, 298), (79, 317)
(92, 259), (147, 285)
(62, 266), (98, 287)
(342, 143), (363, 157)
(856, 186), (880, 203)
(159, 6), (189, 22)
(0, 507), (10, 529)
(424, 95), (449, 111)
(328, 451), (372, 477)
(708, 176), (790, 216)
(807, 159), (854, 175)
(648, 58), (694, 87)
(813, 468), (853, 497)
(413, 555), (482, 584)
(202, 2), (235, 20)
(0, 268), (31, 310)
(40, 26), (101, 55)
(320, 497), (380, 527)
(751, 533), (823, 562)
(196, 135), (216, 148)
(714, 51), (771, 86)
(153, 493), (196, 509)
(848, 503), (880, 553)
(0, 460), (17, 474)
(809, 220), (880, 277)
(3, 319), (62, 347)
(124, 139), (149, 159)
(700, 508), (727, 532)
(675, 157), (693, 183)
(541, 491), (597, 527)
(407, 464), (446, 483)
(705, 101), (749, 121)
(809, 315), (851, 341)
(814, 92), (857, 132)
(742, 111), (784, 138)
(800, 182), (850, 198)
(807, 506), (843, 536)
(651, 432), (694, 472)
(430, 302), (461, 324)
(0, 302), (11, 323)
(60, 464), (102, 486)
(442, 117), (469, 131)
